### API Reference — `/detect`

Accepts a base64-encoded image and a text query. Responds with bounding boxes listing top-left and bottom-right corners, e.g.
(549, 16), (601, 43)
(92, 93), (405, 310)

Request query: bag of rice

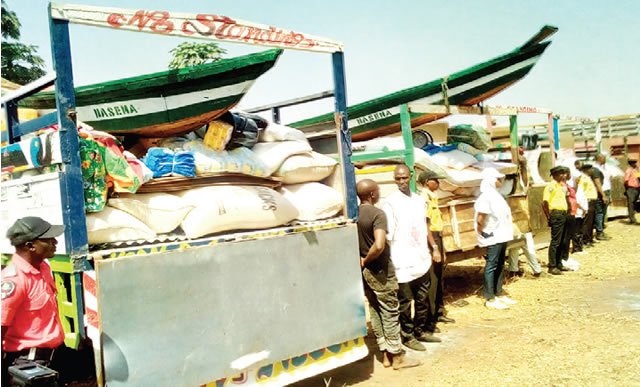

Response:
(274, 151), (338, 184)
(252, 141), (312, 175)
(258, 123), (308, 143)
(430, 150), (477, 170)
(86, 207), (156, 244)
(280, 182), (343, 221)
(178, 186), (299, 239)
(107, 193), (194, 234)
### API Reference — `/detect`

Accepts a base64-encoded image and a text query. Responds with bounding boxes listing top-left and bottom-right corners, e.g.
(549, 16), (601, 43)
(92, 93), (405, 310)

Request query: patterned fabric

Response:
(79, 137), (107, 212)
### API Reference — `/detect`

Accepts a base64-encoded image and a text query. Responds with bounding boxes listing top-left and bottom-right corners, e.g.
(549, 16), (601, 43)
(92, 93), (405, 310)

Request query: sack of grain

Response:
(178, 186), (299, 239)
(430, 150), (478, 171)
(252, 141), (312, 175)
(281, 182), (343, 221)
(258, 122), (308, 143)
(107, 193), (194, 234)
(274, 151), (338, 184)
(86, 207), (156, 244)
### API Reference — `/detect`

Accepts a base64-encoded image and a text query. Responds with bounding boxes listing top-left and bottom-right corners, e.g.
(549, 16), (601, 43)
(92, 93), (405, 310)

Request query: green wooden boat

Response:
(20, 49), (283, 137)
(290, 26), (557, 142)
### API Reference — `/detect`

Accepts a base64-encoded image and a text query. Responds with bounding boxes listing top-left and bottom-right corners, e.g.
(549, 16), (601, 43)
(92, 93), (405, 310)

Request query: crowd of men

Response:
(357, 154), (640, 363)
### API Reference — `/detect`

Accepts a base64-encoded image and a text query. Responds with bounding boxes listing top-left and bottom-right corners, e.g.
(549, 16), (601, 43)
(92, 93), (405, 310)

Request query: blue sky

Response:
(6, 0), (640, 125)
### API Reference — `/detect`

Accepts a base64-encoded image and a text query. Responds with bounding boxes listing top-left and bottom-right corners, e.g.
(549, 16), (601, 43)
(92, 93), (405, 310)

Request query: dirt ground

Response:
(295, 219), (640, 386)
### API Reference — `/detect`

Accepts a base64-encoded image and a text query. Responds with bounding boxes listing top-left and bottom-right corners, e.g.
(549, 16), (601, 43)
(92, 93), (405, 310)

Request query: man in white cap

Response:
(2, 217), (66, 385)
(474, 168), (516, 309)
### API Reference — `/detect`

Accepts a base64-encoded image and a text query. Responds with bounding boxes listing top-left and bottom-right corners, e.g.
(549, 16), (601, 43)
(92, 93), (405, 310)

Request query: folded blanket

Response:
(143, 148), (196, 178)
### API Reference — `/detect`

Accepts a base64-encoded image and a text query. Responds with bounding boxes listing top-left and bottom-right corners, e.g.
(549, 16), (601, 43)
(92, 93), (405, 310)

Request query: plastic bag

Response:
(221, 112), (260, 150)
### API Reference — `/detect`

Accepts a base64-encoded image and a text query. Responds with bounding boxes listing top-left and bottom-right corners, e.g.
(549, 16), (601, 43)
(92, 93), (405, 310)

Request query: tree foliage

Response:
(1, 0), (20, 40)
(168, 42), (227, 69)
(1, 0), (46, 84)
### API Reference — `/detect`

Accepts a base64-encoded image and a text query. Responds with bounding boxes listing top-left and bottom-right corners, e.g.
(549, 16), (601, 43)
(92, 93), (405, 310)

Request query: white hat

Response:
(481, 167), (505, 179)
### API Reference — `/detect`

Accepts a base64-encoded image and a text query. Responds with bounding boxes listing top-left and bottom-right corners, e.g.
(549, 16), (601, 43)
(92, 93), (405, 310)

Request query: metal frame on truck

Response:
(1, 3), (366, 386)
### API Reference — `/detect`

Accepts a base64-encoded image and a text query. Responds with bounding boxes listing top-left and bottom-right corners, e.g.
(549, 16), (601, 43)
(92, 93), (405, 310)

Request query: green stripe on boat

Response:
(19, 49), (283, 136)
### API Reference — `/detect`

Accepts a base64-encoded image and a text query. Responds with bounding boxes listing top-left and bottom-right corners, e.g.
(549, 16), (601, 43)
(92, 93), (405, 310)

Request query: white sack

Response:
(281, 182), (343, 221)
(259, 123), (308, 143)
(275, 151), (338, 184)
(252, 141), (312, 175)
(178, 186), (299, 239)
(108, 193), (194, 234)
(430, 150), (478, 170)
(86, 207), (156, 244)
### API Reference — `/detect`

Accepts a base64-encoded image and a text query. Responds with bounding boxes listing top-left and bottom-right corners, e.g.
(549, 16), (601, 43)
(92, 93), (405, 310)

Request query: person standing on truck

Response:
(623, 159), (639, 224)
(1, 217), (65, 386)
(382, 165), (442, 351)
(474, 168), (516, 309)
(356, 179), (421, 370)
(593, 154), (612, 239)
(417, 171), (455, 330)
(542, 166), (571, 275)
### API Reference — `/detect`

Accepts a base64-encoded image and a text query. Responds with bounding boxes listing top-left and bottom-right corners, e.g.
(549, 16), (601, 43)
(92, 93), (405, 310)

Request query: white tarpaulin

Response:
(50, 3), (344, 53)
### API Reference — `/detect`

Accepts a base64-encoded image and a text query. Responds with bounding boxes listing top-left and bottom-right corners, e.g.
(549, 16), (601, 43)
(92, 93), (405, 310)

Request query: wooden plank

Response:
(50, 3), (344, 53)
(0, 73), (56, 105)
(520, 25), (559, 49)
(136, 173), (282, 193)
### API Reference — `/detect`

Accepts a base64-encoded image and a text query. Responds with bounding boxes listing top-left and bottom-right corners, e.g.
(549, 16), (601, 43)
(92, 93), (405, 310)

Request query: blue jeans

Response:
(484, 242), (507, 300)
(594, 198), (606, 233)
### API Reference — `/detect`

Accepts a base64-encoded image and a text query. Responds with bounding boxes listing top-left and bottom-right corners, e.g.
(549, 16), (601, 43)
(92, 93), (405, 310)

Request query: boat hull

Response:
(290, 39), (551, 141)
(20, 50), (282, 137)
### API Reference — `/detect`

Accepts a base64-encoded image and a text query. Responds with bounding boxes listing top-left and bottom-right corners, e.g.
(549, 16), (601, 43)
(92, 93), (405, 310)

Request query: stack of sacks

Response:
(352, 134), (520, 201)
(254, 121), (344, 221)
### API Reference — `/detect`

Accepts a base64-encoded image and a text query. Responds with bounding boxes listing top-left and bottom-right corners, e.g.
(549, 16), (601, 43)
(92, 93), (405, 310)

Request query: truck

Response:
(1, 3), (367, 386)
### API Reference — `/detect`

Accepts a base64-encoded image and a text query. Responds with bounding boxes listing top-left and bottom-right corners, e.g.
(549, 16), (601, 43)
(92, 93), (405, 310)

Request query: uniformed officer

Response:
(542, 166), (570, 275)
(1, 217), (65, 386)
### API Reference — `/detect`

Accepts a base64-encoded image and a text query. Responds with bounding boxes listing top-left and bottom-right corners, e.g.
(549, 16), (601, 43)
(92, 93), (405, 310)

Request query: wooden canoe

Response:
(290, 26), (557, 141)
(19, 49), (283, 137)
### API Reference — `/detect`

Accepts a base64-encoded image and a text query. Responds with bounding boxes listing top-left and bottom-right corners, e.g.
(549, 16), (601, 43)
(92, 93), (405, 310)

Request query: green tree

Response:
(168, 42), (227, 69)
(1, 0), (46, 85)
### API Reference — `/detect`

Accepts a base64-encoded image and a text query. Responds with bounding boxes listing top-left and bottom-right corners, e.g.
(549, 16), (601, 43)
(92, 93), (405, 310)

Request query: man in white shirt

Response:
(382, 165), (442, 351)
(594, 154), (612, 235)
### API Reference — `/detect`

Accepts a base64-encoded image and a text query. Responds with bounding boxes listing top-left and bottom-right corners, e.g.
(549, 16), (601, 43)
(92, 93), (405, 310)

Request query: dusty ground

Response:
(295, 219), (640, 386)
